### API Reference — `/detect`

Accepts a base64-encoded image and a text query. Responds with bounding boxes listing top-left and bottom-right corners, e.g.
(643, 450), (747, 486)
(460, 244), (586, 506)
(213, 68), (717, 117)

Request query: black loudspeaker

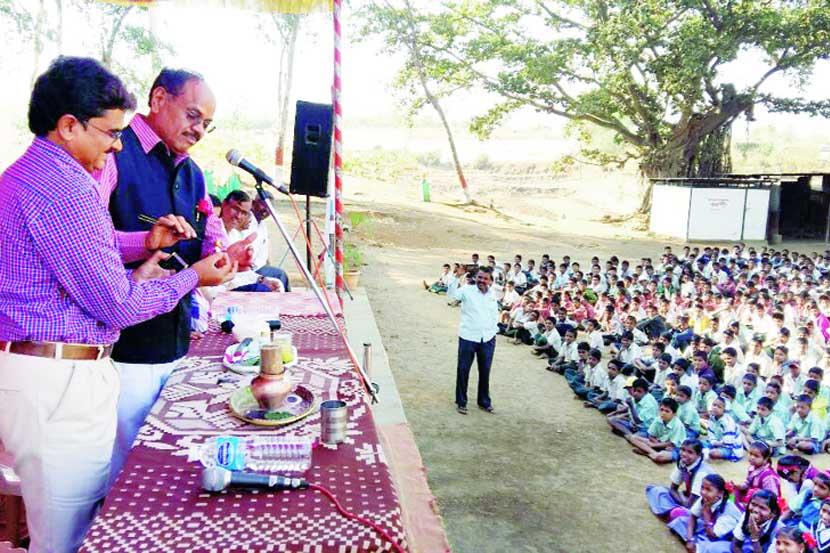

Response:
(290, 101), (333, 197)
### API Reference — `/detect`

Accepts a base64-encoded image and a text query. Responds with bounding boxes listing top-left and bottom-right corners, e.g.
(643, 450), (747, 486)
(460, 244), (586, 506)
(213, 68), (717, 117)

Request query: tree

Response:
(0, 0), (56, 86)
(72, 1), (174, 94)
(368, 0), (830, 211)
(265, 13), (304, 167)
(360, 0), (475, 203)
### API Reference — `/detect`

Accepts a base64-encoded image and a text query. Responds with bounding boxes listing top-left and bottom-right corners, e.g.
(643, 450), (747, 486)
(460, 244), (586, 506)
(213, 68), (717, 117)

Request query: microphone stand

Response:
(254, 179), (378, 403)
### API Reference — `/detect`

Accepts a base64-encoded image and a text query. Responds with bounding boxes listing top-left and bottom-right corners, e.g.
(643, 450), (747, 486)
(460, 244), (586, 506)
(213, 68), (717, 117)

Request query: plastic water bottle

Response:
(191, 436), (313, 473)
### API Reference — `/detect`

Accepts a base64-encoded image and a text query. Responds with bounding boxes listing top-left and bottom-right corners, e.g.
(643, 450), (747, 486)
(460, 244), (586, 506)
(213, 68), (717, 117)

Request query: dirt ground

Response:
(321, 194), (829, 553)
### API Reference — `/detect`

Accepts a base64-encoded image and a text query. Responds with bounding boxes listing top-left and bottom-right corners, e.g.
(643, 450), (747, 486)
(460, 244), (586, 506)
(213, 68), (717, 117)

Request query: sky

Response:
(0, 1), (828, 140)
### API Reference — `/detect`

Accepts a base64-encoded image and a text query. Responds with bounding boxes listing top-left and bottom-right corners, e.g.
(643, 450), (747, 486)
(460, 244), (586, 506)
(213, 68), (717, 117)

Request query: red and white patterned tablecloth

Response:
(80, 293), (407, 553)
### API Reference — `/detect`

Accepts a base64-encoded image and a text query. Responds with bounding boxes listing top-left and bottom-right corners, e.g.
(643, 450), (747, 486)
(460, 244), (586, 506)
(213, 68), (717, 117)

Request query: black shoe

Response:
(456, 405), (468, 415)
(478, 405), (494, 414)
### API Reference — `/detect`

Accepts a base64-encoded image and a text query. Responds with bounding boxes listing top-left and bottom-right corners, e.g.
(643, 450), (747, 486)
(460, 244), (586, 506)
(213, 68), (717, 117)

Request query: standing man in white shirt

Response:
(448, 265), (499, 415)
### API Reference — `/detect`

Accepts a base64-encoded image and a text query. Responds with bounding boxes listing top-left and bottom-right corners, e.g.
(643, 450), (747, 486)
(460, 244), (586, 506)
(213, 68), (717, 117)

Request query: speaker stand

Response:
(305, 194), (312, 272)
(254, 178), (377, 403)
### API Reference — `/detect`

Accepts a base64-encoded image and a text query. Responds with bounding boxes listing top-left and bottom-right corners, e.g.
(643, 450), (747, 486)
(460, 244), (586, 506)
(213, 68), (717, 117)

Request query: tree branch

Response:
(534, 1), (587, 30)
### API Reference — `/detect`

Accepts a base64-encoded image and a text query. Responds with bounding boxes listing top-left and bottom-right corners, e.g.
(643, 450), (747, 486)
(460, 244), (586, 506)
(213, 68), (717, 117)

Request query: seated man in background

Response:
(221, 190), (283, 293)
(249, 190), (290, 291)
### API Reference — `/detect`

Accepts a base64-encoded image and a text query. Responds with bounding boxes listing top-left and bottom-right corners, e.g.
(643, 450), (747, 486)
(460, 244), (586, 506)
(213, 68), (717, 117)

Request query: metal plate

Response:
(228, 383), (317, 427)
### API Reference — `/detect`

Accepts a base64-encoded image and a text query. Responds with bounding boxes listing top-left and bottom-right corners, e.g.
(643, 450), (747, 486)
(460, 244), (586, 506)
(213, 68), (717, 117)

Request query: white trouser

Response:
(0, 351), (119, 553)
(108, 359), (179, 487)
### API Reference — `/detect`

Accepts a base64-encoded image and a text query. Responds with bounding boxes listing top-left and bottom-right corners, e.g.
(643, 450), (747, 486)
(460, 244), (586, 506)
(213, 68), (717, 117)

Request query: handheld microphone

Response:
(225, 149), (289, 194)
(201, 467), (309, 493)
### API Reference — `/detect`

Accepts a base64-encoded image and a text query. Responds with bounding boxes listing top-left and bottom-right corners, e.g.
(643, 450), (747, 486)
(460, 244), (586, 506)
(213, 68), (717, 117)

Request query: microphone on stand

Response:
(226, 149), (289, 195)
(201, 467), (309, 492)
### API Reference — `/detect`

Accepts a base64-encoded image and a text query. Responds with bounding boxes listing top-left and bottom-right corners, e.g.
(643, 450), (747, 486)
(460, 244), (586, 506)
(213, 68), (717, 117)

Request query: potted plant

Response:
(343, 242), (363, 289)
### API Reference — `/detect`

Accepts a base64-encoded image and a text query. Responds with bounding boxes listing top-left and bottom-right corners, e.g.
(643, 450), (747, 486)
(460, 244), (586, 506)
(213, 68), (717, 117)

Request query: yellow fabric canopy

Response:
(96, 0), (332, 13)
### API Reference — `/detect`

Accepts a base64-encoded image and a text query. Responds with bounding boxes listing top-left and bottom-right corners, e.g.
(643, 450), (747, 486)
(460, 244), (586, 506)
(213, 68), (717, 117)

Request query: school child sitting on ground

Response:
(809, 500), (830, 553)
(742, 397), (786, 455)
(676, 384), (703, 440)
(666, 473), (742, 552)
(728, 441), (779, 509)
(783, 360), (808, 400)
(786, 394), (826, 455)
(691, 350), (718, 387)
(612, 330), (642, 369)
(573, 349), (607, 400)
(774, 526), (820, 553)
(423, 263), (454, 294)
(648, 353), (674, 401)
(531, 316), (561, 359)
(547, 327), (579, 374)
(720, 347), (744, 388)
(765, 380), (793, 425)
(632, 342), (666, 383)
(792, 471), (830, 533)
(736, 373), (763, 422)
(498, 281), (521, 309)
(778, 455), (819, 527)
(645, 439), (714, 518)
(564, 341), (591, 385)
(727, 490), (783, 553)
(583, 318), (604, 351)
(696, 375), (719, 420)
(584, 358), (627, 413)
(804, 371), (830, 420)
(628, 397), (687, 464)
(673, 357), (700, 392)
(660, 372), (680, 403)
(717, 385), (751, 425)
(607, 377), (659, 438)
(509, 310), (540, 345)
(702, 396), (745, 462)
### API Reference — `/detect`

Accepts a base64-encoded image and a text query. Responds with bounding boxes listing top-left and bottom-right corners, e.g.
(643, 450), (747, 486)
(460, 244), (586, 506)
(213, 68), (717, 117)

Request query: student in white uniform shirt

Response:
(721, 347), (746, 388)
(614, 331), (642, 367)
(584, 318), (605, 351)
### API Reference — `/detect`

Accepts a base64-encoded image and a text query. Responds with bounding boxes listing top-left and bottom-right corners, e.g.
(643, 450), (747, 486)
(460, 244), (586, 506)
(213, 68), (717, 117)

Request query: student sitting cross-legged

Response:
(786, 393), (826, 455)
(645, 438), (714, 519)
(572, 349), (607, 400)
(676, 384), (704, 440)
(665, 473), (743, 552)
(627, 397), (687, 464)
(741, 396), (786, 456)
(702, 396), (745, 462)
(607, 377), (659, 438)
(584, 358), (628, 413)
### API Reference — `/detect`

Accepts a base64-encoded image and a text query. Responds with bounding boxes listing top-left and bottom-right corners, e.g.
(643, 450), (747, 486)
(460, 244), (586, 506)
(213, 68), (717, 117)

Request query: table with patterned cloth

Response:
(80, 292), (408, 553)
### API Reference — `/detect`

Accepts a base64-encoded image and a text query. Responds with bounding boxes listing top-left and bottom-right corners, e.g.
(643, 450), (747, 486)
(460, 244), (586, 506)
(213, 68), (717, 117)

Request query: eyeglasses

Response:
(185, 108), (216, 134)
(84, 121), (123, 144)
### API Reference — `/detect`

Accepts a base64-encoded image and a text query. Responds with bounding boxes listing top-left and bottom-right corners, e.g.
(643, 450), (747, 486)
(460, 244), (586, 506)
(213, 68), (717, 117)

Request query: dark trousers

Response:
(456, 336), (495, 409)
(257, 265), (290, 291)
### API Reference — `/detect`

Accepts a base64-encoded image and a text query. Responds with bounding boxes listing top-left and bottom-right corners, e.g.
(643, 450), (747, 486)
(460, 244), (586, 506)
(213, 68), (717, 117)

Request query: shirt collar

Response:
(129, 114), (189, 166)
(33, 136), (91, 178)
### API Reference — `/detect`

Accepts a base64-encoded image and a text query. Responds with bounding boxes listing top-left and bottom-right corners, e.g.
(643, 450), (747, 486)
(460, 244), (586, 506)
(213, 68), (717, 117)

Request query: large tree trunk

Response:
(636, 104), (746, 214)
(431, 96), (473, 204)
(402, 0), (473, 203)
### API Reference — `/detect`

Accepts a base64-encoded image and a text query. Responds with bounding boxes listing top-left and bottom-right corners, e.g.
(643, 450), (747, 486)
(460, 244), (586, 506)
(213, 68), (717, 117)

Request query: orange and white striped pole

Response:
(333, 0), (344, 306)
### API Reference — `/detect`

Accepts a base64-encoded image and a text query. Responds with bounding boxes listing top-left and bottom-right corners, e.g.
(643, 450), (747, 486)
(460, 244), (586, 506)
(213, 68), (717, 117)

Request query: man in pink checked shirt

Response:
(95, 68), (257, 486)
(0, 57), (237, 553)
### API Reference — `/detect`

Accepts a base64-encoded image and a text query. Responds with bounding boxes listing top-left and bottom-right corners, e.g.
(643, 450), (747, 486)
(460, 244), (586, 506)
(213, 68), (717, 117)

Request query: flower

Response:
(197, 198), (212, 217)
(803, 532), (817, 549)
